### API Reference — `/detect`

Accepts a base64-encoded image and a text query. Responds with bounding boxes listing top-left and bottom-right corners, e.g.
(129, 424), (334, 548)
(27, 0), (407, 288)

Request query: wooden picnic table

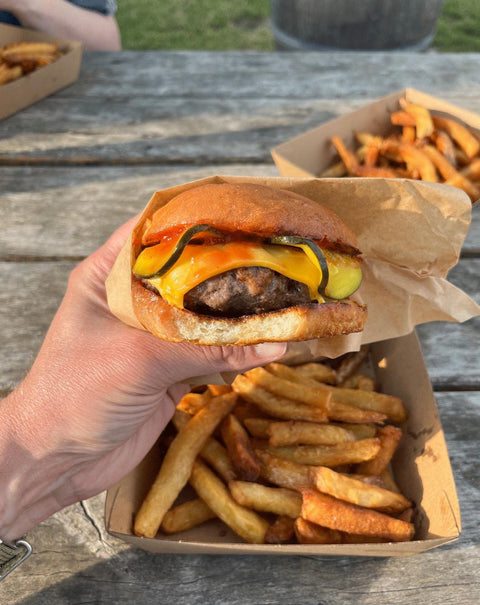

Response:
(1, 50), (479, 604)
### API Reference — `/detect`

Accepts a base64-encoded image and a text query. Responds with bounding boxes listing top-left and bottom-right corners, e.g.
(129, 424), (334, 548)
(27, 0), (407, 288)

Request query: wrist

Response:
(0, 386), (74, 541)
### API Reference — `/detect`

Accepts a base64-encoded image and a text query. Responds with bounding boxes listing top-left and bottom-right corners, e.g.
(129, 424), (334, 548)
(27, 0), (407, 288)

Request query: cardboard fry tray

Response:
(0, 23), (82, 121)
(105, 331), (461, 557)
(271, 87), (480, 186)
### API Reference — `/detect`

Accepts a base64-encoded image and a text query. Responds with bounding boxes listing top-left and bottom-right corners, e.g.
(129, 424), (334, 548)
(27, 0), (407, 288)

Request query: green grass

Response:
(433, 0), (480, 51)
(116, 0), (480, 52)
(116, 0), (274, 51)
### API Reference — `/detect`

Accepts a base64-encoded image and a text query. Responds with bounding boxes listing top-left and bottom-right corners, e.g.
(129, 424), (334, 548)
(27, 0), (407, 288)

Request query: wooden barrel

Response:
(270, 0), (445, 51)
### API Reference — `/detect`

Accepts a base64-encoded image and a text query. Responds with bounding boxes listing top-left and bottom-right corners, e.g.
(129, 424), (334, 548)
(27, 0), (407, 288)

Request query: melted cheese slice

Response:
(140, 241), (324, 309)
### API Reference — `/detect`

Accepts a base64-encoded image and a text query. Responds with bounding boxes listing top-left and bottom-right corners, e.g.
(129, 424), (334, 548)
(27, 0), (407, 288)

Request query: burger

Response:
(131, 182), (367, 345)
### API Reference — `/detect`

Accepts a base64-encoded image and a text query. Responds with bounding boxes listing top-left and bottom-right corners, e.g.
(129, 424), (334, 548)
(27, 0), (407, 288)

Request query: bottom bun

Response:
(132, 280), (367, 346)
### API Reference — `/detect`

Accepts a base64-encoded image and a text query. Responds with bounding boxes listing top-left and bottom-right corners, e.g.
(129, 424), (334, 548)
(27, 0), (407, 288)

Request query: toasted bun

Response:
(142, 183), (360, 255)
(132, 279), (367, 346)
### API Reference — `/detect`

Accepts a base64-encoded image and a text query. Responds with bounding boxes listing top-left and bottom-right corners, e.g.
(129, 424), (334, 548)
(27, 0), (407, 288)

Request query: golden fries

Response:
(229, 481), (302, 518)
(160, 498), (216, 534)
(265, 516), (295, 544)
(135, 350), (414, 546)
(0, 41), (62, 85)
(301, 489), (414, 542)
(327, 97), (480, 202)
(310, 466), (411, 514)
(189, 460), (269, 544)
(356, 425), (403, 476)
(134, 392), (237, 538)
(244, 366), (331, 410)
(261, 438), (381, 467)
(221, 414), (260, 481)
(232, 374), (329, 423)
(266, 420), (355, 447)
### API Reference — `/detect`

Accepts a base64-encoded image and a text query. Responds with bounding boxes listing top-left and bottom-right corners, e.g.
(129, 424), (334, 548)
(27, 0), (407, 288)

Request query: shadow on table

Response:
(16, 547), (394, 605)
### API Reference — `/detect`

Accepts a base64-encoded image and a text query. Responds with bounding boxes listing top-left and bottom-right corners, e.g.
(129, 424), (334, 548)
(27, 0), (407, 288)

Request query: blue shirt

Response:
(0, 1), (117, 25)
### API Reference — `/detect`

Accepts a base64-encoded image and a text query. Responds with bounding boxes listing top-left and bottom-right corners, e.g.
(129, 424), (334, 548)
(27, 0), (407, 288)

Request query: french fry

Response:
(0, 63), (22, 85)
(255, 450), (312, 490)
(244, 366), (331, 410)
(189, 460), (269, 544)
(333, 347), (370, 385)
(160, 498), (216, 534)
(341, 374), (376, 391)
(232, 374), (329, 423)
(398, 99), (434, 139)
(331, 135), (359, 175)
(356, 425), (403, 476)
(229, 481), (302, 518)
(326, 386), (407, 424)
(134, 392), (237, 538)
(327, 400), (387, 424)
(432, 129), (457, 165)
(263, 363), (387, 424)
(282, 362), (337, 385)
(172, 409), (235, 483)
(261, 438), (381, 467)
(334, 422), (378, 439)
(231, 400), (266, 423)
(208, 384), (233, 396)
(300, 489), (415, 542)
(381, 468), (402, 493)
(294, 517), (343, 544)
(265, 516), (295, 544)
(221, 414), (260, 481)
(432, 115), (480, 158)
(390, 110), (417, 127)
(310, 466), (411, 514)
(267, 420), (355, 447)
(320, 160), (347, 178)
(381, 140), (438, 182)
(243, 417), (270, 439)
(2, 41), (59, 56)
(176, 390), (212, 415)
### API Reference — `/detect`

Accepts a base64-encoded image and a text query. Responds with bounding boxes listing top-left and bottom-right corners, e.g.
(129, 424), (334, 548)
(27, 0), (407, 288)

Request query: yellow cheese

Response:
(143, 241), (324, 308)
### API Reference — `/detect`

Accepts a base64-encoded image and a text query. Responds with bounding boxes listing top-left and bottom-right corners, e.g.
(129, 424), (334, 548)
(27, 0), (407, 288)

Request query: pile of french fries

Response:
(133, 347), (415, 545)
(0, 41), (62, 86)
(323, 98), (480, 202)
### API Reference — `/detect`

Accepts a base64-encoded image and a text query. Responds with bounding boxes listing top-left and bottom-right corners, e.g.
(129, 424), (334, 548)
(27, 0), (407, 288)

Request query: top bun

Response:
(142, 183), (360, 255)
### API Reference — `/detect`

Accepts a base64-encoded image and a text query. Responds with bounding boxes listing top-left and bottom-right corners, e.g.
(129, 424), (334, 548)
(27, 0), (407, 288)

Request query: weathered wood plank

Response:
(1, 260), (478, 394)
(55, 51), (480, 101)
(2, 52), (480, 166)
(4, 392), (480, 604)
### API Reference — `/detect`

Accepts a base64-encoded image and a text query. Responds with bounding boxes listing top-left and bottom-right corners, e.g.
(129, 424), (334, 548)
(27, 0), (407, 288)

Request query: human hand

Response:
(0, 218), (286, 540)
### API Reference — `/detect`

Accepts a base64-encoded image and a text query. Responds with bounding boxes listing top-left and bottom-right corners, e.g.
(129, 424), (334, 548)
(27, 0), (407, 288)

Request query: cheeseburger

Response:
(131, 183), (367, 345)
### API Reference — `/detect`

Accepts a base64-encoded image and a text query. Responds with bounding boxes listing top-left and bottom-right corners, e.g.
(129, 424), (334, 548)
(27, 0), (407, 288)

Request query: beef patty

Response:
(182, 266), (312, 317)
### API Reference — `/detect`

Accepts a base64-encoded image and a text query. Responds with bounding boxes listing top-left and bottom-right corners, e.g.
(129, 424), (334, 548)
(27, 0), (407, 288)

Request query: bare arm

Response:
(0, 0), (121, 50)
(0, 218), (286, 541)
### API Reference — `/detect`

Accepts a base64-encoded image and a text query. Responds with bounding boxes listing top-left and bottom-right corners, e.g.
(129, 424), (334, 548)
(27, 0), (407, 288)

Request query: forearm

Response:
(4, 0), (121, 51)
(0, 385), (75, 541)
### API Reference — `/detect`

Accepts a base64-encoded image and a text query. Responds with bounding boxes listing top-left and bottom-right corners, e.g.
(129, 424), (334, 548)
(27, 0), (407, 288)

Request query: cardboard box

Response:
(105, 331), (461, 556)
(0, 23), (82, 121)
(271, 88), (480, 179)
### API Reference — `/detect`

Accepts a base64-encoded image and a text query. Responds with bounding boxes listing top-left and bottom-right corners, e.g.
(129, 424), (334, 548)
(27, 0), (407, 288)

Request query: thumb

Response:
(147, 339), (288, 388)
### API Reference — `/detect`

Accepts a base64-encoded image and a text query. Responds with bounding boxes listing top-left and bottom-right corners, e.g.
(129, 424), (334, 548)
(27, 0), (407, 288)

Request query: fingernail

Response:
(253, 342), (288, 360)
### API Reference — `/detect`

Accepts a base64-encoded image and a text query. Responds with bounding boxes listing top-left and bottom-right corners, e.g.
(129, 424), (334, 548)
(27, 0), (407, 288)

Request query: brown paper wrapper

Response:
(106, 175), (479, 382)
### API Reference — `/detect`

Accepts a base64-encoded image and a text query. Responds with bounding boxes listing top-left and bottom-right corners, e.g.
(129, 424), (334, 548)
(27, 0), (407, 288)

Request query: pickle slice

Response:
(134, 224), (222, 279)
(267, 235), (362, 300)
(323, 250), (363, 299)
(267, 235), (329, 296)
